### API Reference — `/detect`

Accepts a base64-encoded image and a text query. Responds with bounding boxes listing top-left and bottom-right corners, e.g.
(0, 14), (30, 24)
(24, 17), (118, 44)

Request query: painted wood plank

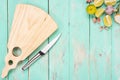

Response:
(0, 0), (7, 80)
(8, 1), (29, 80)
(112, 16), (120, 80)
(26, 0), (49, 80)
(2, 0), (120, 80)
(90, 14), (112, 80)
(49, 0), (70, 80)
(8, 0), (49, 80)
(69, 0), (90, 80)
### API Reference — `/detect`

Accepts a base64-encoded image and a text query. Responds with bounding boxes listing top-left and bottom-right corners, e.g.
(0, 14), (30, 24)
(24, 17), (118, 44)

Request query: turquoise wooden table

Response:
(0, 0), (120, 80)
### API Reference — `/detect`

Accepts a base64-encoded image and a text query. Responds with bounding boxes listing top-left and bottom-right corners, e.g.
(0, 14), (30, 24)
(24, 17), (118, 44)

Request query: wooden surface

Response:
(0, 0), (120, 80)
(1, 4), (57, 78)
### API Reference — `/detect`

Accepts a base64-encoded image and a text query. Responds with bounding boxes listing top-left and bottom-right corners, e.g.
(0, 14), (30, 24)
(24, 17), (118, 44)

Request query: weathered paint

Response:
(0, 0), (120, 80)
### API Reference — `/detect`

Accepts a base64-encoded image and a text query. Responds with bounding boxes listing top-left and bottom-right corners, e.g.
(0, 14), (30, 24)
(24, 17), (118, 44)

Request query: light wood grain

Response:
(7, 1), (30, 80)
(27, 0), (49, 80)
(1, 4), (57, 78)
(1, 0), (120, 80)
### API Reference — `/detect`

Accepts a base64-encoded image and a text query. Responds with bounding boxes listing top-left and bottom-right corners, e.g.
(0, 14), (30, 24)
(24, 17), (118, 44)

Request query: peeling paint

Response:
(72, 40), (86, 72)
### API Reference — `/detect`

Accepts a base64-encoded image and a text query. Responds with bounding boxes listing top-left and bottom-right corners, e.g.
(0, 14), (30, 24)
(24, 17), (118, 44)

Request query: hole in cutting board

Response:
(12, 47), (22, 57)
(8, 60), (13, 65)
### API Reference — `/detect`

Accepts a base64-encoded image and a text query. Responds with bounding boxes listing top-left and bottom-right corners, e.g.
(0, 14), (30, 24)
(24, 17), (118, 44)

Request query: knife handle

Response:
(22, 51), (45, 70)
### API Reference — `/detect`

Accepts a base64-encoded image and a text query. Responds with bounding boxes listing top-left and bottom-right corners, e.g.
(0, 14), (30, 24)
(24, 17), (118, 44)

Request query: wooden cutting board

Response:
(1, 4), (57, 78)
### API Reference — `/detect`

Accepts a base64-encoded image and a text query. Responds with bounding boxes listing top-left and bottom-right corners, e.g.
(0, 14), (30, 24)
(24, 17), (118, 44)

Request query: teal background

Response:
(0, 0), (120, 80)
